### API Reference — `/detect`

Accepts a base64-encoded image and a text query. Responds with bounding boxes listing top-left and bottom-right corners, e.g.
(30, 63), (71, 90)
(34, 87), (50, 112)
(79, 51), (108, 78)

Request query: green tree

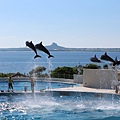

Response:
(29, 66), (46, 77)
(84, 63), (101, 69)
(103, 64), (108, 69)
(51, 66), (78, 79)
(73, 66), (78, 74)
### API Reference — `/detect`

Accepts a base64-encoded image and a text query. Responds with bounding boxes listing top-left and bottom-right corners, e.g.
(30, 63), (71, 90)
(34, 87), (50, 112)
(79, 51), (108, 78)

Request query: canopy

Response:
(10, 72), (29, 78)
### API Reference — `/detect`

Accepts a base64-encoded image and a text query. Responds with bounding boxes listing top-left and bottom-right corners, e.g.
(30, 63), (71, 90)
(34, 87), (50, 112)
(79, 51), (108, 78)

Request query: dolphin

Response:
(100, 52), (115, 63)
(26, 41), (41, 59)
(90, 54), (101, 63)
(35, 42), (54, 58)
(113, 57), (120, 66)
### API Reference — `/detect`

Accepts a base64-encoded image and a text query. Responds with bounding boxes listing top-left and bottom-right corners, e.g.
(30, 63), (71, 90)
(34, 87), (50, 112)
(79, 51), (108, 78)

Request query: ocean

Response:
(0, 51), (120, 74)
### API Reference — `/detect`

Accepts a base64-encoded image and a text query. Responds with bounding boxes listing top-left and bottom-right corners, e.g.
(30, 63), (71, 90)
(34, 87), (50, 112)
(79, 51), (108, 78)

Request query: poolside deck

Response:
(0, 84), (119, 96)
(46, 84), (117, 95)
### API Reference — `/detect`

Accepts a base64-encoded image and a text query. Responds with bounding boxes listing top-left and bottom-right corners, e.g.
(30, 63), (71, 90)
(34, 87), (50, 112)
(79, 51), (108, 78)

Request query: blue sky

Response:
(0, 0), (120, 48)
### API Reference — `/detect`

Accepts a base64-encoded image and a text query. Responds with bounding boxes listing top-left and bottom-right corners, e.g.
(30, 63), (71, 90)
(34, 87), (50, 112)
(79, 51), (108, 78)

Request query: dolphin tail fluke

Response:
(34, 54), (42, 59)
(48, 54), (54, 58)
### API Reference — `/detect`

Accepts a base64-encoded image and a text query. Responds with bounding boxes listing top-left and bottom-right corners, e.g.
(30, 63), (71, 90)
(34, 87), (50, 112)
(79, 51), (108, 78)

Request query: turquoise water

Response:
(0, 93), (120, 120)
(0, 81), (74, 91)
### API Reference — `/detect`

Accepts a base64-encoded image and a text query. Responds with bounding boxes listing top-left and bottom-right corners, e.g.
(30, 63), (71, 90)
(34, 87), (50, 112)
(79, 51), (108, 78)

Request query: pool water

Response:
(0, 81), (75, 91)
(0, 93), (120, 120)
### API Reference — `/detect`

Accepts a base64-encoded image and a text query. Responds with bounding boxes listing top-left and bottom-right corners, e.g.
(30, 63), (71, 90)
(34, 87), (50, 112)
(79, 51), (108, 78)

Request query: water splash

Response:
(46, 57), (53, 90)
(0, 95), (120, 119)
(47, 57), (53, 77)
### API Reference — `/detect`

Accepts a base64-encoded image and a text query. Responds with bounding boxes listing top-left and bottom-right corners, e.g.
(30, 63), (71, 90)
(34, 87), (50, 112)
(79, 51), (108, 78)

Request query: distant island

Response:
(0, 42), (120, 52)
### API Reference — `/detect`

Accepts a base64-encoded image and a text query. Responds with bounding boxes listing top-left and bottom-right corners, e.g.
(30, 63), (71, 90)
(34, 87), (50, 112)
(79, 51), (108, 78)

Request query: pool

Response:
(0, 80), (75, 91)
(0, 92), (120, 120)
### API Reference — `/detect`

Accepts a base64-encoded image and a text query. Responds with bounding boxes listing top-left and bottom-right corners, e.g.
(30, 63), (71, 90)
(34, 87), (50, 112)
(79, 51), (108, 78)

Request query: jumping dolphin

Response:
(35, 42), (54, 58)
(26, 41), (41, 59)
(100, 52), (115, 63)
(90, 55), (101, 63)
(113, 57), (120, 66)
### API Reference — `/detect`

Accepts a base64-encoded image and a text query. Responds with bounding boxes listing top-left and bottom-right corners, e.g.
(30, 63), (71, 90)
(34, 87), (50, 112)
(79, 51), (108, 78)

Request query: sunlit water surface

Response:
(0, 94), (120, 120)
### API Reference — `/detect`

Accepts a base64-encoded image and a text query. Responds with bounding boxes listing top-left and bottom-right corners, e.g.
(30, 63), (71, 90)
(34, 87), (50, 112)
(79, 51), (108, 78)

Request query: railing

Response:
(51, 73), (74, 79)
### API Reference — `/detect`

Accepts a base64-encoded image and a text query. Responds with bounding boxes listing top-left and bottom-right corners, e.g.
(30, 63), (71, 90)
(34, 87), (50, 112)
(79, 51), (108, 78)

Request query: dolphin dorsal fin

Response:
(105, 52), (107, 55)
(115, 56), (118, 61)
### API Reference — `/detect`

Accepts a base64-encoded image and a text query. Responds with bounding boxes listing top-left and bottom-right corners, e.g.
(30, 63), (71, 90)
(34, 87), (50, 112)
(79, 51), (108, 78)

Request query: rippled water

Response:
(0, 94), (120, 120)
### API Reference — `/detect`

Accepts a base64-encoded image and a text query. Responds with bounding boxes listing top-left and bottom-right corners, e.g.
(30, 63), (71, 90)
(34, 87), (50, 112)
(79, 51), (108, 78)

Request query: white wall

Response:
(83, 69), (119, 89)
(73, 74), (83, 84)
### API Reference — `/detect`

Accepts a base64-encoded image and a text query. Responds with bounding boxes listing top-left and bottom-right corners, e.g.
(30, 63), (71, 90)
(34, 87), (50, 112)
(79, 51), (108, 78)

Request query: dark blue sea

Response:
(0, 51), (120, 73)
